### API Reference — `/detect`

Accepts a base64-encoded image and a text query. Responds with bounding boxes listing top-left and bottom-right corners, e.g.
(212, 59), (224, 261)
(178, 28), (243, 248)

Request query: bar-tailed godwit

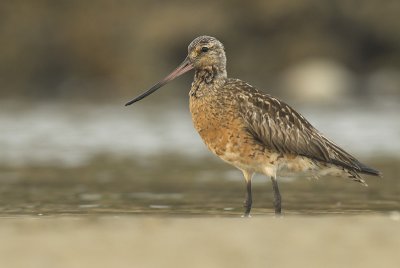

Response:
(125, 36), (381, 216)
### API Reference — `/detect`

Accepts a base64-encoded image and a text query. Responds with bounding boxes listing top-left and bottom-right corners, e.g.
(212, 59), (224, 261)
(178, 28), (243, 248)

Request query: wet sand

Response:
(1, 215), (399, 268)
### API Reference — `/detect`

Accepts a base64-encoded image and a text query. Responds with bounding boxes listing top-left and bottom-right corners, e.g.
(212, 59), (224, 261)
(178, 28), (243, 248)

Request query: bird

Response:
(125, 35), (381, 216)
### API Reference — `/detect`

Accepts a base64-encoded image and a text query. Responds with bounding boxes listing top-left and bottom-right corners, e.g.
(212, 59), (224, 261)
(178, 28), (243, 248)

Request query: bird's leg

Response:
(270, 176), (282, 215)
(244, 179), (252, 216)
(241, 170), (254, 217)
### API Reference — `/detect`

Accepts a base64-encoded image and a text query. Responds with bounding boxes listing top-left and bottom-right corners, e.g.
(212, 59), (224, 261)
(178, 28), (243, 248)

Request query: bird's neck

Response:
(190, 65), (227, 98)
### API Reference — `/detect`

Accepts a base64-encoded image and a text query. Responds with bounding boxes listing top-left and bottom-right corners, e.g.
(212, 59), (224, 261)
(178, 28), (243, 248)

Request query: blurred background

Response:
(0, 0), (399, 216)
(2, 0), (400, 101)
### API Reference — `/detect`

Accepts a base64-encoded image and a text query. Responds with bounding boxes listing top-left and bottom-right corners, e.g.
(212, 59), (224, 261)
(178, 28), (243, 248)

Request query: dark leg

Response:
(241, 170), (254, 217)
(243, 179), (252, 217)
(270, 176), (282, 215)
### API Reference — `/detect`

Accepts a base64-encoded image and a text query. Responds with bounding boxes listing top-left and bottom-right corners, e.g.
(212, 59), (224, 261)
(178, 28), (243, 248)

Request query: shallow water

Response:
(0, 154), (398, 217)
(0, 101), (399, 217)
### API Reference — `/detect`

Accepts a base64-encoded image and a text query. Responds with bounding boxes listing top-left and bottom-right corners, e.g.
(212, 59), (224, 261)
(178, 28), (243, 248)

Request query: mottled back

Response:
(227, 78), (379, 178)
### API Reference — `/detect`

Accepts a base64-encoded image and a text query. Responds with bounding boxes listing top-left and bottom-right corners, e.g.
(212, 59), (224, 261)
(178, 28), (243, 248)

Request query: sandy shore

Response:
(0, 215), (399, 268)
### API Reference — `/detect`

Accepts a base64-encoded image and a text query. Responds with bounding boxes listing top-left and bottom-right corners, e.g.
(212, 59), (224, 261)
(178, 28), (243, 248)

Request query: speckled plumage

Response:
(126, 35), (381, 215)
(188, 36), (379, 179)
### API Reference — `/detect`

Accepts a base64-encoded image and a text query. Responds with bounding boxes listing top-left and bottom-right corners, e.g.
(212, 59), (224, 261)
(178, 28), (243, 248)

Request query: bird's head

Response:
(125, 35), (226, 106)
(187, 36), (227, 72)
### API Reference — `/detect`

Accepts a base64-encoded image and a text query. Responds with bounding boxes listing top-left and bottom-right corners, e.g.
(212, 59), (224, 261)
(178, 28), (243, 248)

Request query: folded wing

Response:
(233, 80), (380, 178)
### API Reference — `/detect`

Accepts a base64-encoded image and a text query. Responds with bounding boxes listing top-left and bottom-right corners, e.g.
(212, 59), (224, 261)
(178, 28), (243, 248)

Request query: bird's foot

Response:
(243, 200), (252, 218)
(273, 204), (282, 216)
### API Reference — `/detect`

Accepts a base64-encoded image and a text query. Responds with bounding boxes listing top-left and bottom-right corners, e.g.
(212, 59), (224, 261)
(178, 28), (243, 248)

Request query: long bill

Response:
(125, 57), (193, 106)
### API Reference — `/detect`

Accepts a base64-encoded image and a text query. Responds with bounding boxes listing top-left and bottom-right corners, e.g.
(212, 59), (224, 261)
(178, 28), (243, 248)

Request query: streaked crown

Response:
(187, 36), (227, 75)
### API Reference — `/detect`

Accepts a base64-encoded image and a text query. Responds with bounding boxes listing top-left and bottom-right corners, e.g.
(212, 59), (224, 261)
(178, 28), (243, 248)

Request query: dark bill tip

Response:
(125, 57), (193, 106)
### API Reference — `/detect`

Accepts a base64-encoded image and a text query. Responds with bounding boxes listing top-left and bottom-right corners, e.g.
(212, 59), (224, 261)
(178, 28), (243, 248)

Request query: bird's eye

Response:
(201, 46), (209, 53)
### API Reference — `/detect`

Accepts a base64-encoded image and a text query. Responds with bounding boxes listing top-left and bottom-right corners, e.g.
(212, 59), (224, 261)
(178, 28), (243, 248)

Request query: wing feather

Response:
(231, 79), (375, 175)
